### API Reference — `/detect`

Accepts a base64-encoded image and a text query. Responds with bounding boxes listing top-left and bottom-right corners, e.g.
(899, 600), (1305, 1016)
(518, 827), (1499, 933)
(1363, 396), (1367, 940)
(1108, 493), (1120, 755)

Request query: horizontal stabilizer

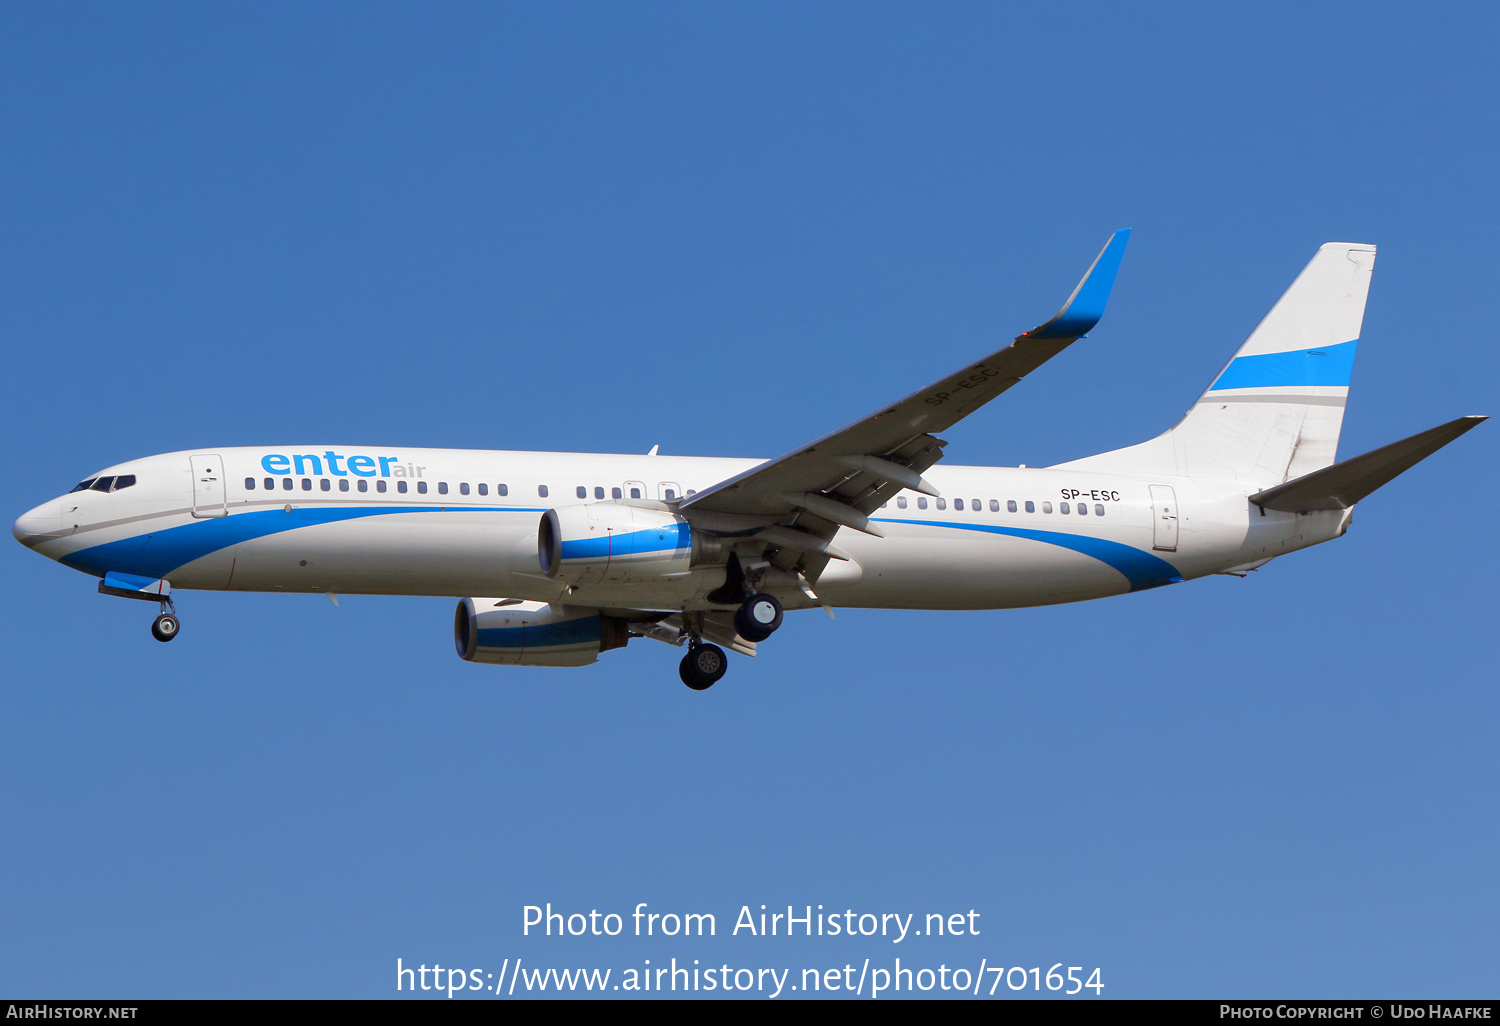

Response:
(1250, 415), (1486, 512)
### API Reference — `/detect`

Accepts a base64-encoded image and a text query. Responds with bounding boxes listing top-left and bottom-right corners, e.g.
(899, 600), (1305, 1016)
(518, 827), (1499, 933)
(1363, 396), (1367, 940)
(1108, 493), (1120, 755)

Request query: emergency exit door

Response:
(191, 454), (227, 518)
(1149, 484), (1178, 552)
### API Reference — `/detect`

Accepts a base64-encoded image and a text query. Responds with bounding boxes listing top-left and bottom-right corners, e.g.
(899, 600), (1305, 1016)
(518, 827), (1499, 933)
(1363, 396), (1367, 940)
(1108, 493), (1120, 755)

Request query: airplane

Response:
(11, 232), (1486, 690)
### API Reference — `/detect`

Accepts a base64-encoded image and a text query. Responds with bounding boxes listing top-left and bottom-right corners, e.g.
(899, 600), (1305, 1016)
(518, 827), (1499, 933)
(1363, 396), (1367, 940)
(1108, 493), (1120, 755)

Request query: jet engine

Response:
(538, 504), (706, 585)
(454, 598), (629, 667)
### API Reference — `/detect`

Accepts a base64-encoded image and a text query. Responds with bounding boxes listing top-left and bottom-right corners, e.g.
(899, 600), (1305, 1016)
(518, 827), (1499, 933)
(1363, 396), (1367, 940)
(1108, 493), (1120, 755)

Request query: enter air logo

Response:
(259, 452), (424, 479)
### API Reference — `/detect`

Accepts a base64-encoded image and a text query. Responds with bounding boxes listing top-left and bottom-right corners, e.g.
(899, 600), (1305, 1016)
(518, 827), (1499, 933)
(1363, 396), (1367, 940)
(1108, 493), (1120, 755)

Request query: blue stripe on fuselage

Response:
(872, 517), (1182, 592)
(61, 505), (545, 580)
(1208, 339), (1358, 391)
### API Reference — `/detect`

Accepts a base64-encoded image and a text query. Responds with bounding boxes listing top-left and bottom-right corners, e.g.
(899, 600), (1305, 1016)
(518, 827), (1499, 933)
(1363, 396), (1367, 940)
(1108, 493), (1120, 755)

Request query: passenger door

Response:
(191, 454), (228, 518)
(1149, 484), (1178, 551)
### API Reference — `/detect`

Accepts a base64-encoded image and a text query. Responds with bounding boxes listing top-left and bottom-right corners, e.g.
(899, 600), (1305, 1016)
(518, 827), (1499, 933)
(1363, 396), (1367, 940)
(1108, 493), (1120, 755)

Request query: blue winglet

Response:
(1025, 228), (1131, 339)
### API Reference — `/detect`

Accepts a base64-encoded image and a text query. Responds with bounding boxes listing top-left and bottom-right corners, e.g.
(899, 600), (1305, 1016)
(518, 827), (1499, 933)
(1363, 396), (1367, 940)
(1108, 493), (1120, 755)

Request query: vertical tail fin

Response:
(1056, 243), (1376, 484)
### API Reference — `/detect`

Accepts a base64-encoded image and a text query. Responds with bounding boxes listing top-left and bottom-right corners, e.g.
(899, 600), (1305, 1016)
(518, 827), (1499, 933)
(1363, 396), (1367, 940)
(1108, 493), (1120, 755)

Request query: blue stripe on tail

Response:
(1209, 339), (1358, 391)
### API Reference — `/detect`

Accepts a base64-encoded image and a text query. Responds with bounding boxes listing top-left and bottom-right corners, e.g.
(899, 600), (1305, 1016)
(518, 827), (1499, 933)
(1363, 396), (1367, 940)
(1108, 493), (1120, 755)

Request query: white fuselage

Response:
(15, 446), (1349, 613)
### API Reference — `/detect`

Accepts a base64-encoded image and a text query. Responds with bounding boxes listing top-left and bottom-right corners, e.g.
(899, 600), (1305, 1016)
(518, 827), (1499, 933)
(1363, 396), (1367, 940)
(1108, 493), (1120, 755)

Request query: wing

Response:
(679, 229), (1130, 576)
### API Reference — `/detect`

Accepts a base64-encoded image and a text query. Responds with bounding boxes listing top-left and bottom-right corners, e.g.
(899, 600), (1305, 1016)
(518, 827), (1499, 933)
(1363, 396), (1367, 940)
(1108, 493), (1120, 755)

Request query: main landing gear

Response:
(679, 643), (728, 690)
(677, 592), (785, 691)
(150, 601), (180, 643)
(733, 592), (783, 642)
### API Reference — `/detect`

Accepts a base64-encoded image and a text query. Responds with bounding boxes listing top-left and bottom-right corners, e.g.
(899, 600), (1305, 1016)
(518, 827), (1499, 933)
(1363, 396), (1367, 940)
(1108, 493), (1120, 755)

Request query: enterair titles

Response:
(259, 452), (425, 478)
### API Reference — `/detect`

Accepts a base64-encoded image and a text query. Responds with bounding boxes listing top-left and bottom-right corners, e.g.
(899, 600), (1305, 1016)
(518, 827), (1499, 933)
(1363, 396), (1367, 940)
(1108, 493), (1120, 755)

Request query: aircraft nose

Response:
(13, 498), (63, 548)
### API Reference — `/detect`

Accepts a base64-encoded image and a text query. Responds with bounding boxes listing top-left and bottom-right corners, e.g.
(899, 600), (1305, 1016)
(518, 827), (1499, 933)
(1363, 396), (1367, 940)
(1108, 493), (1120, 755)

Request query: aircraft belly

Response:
(821, 532), (1132, 610)
(222, 512), (541, 597)
(155, 549), (237, 590)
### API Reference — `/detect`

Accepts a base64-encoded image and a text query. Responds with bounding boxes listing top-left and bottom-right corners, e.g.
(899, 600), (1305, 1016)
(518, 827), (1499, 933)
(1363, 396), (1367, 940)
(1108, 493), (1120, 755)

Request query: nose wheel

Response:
(679, 643), (728, 690)
(151, 600), (180, 643)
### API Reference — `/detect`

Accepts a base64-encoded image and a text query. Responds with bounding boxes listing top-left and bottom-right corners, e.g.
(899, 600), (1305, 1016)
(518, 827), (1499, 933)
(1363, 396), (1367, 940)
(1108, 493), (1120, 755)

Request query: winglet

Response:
(1025, 228), (1131, 340)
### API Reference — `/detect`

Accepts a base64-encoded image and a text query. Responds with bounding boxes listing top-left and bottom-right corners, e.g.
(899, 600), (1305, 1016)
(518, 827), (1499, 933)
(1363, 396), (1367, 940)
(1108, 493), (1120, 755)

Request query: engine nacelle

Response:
(538, 504), (695, 585)
(454, 598), (629, 667)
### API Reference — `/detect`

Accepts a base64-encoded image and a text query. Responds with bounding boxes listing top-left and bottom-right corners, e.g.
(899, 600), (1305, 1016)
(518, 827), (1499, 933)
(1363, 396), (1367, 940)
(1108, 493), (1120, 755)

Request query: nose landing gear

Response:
(150, 600), (180, 643)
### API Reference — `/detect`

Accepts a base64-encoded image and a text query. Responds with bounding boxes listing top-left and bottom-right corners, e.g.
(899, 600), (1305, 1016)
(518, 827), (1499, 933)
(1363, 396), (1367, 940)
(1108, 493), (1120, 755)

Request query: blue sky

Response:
(2, 2), (1496, 999)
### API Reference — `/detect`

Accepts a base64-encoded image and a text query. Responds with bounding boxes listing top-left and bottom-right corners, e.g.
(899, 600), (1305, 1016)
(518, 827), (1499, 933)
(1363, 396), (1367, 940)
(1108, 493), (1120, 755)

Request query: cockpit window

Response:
(71, 474), (136, 493)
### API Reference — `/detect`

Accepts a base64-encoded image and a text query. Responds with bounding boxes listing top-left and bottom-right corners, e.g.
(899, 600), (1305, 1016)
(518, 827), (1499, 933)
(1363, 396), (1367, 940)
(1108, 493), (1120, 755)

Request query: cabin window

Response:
(438, 482), (449, 495)
(917, 497), (928, 510)
(283, 478), (294, 491)
(320, 479), (331, 491)
(417, 482), (428, 494)
(302, 479), (312, 491)
(538, 485), (548, 498)
(397, 481), (408, 493)
(245, 477), (256, 490)
(897, 496), (907, 509)
(377, 480), (387, 493)
(1095, 504), (1105, 516)
(1077, 502), (1086, 515)
(612, 487), (622, 499)
(954, 498), (964, 510)
(629, 487), (641, 498)
(935, 498), (946, 510)
(595, 486), (605, 499)
(991, 499), (1001, 512)
(264, 478), (275, 490)
(1007, 500), (1016, 512)
(1042, 502), (1052, 514)
(498, 484), (508, 496)
(576, 486), (587, 498)
(339, 479), (349, 492)
(664, 489), (676, 500)
(1024, 501), (1035, 513)
(1060, 502), (1070, 514)
(477, 483), (487, 495)
(687, 489), (696, 496)
(358, 480), (368, 492)
(459, 483), (469, 495)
